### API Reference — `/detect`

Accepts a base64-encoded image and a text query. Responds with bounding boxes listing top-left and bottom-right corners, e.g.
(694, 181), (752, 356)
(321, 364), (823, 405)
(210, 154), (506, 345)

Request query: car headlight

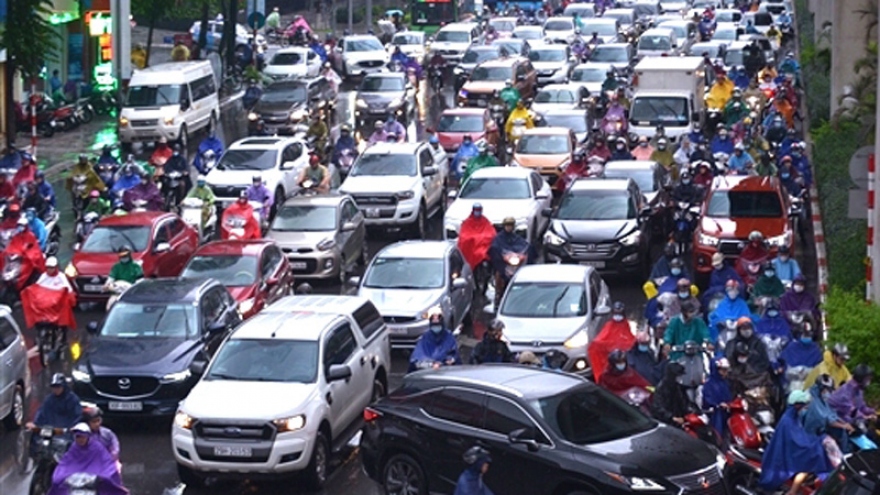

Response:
(174, 410), (195, 430)
(71, 368), (91, 383)
(238, 297), (256, 315)
(248, 112), (258, 121)
(163, 116), (175, 125)
(544, 229), (565, 247)
(64, 263), (78, 278)
(291, 110), (307, 121)
(453, 67), (463, 75)
(388, 97), (403, 108)
(119, 116), (129, 126)
(274, 415), (306, 432)
(396, 190), (415, 200)
(767, 232), (791, 247)
(161, 370), (192, 383)
(698, 232), (719, 246)
(716, 449), (728, 474)
(564, 329), (589, 349)
(356, 98), (368, 109)
(619, 230), (641, 246)
(317, 238), (337, 251)
(605, 472), (666, 491)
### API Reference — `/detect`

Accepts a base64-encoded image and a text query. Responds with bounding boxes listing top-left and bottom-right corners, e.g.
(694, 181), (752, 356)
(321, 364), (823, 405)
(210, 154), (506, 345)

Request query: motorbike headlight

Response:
(174, 410), (195, 430)
(64, 263), (78, 278)
(356, 98), (368, 109)
(605, 472), (666, 491)
(395, 190), (415, 200)
(71, 368), (91, 383)
(161, 370), (191, 383)
(698, 232), (719, 246)
(317, 237), (337, 251)
(619, 230), (641, 246)
(767, 232), (791, 247)
(453, 67), (463, 75)
(248, 112), (258, 121)
(273, 415), (306, 433)
(238, 297), (256, 315)
(291, 110), (307, 121)
(544, 229), (565, 247)
(564, 329), (589, 349)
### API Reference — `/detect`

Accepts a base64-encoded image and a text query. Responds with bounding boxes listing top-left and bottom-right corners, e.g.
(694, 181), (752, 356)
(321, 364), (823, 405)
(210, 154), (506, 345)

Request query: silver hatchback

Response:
(354, 241), (474, 349)
(268, 194), (367, 283)
(0, 305), (29, 430)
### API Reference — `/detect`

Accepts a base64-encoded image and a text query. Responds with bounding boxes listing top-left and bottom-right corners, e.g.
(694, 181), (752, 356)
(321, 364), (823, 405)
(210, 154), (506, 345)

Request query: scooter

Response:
(334, 148), (356, 181)
(492, 249), (529, 310)
(179, 197), (216, 243)
(70, 174), (89, 217)
(27, 425), (72, 495)
(42, 210), (61, 257)
(95, 162), (118, 191)
(162, 170), (187, 211)
(672, 201), (700, 256)
(75, 211), (101, 243)
(220, 201), (264, 240)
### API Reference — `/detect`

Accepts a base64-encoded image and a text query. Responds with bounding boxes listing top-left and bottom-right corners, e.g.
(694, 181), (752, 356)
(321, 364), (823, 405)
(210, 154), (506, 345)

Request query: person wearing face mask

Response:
(470, 320), (513, 364)
(245, 175), (273, 221)
(827, 365), (878, 443)
(462, 143), (499, 185)
(650, 138), (676, 179)
(193, 129), (224, 175)
(771, 245), (802, 286)
(804, 343), (852, 390)
(739, 230), (770, 267)
(704, 252), (744, 304)
(609, 137), (634, 161)
(221, 191), (262, 240)
(725, 317), (771, 373)
(710, 126), (735, 156)
(488, 217), (536, 307)
(24, 207), (48, 252)
(598, 349), (651, 395)
(803, 374), (856, 449)
(452, 135), (479, 183)
(648, 244), (684, 282)
(756, 299), (792, 365)
(631, 136), (654, 160)
(457, 203), (495, 294)
(651, 362), (696, 426)
(588, 302), (635, 378)
(702, 358), (733, 437)
(779, 323), (824, 393)
(663, 300), (711, 360)
(110, 164), (142, 198)
(727, 143), (755, 175)
(627, 332), (664, 385)
(106, 248), (144, 286)
(123, 171), (163, 212)
(186, 176), (216, 229)
(409, 306), (461, 372)
(671, 171), (702, 205)
(709, 280), (753, 343)
(777, 156), (803, 197)
(789, 142), (813, 188)
(672, 136), (694, 170)
(752, 261), (786, 304)
(657, 278), (699, 324)
(163, 144), (191, 194)
(656, 258), (693, 295)
(780, 274), (821, 322)
(505, 100), (534, 142)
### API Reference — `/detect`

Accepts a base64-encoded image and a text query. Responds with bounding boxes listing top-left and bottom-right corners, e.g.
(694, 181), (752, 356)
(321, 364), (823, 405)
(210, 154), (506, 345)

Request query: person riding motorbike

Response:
(752, 261), (786, 302)
(84, 190), (111, 217)
(708, 280), (753, 342)
(764, 114), (788, 145)
(602, 98), (627, 134)
(12, 152), (38, 190)
(332, 124), (357, 164)
(34, 171), (56, 210)
(588, 135), (613, 162)
(452, 135), (480, 183)
(651, 362), (697, 426)
(297, 154), (331, 193)
(245, 175), (273, 220)
(454, 446), (495, 495)
(122, 172), (163, 212)
(710, 126), (735, 156)
(457, 203), (495, 296)
(462, 143), (500, 189)
(306, 113), (330, 157)
(725, 317), (771, 373)
(106, 248), (144, 286)
(779, 324), (824, 389)
(163, 144), (191, 196)
(706, 71), (735, 109)
(649, 244), (686, 281)
(185, 176), (216, 228)
(789, 142), (813, 187)
(499, 79), (521, 112)
(827, 364), (878, 445)
(671, 171), (703, 205)
(663, 300), (712, 360)
(49, 423), (128, 495)
(609, 136), (633, 161)
(109, 164), (141, 202)
(650, 138), (676, 179)
(804, 343), (852, 390)
(588, 301), (636, 378)
(601, 70), (619, 96)
(193, 130), (224, 175)
(26, 373), (81, 431)
(739, 230), (770, 265)
(631, 136), (654, 161)
(37, 257), (73, 291)
(383, 115), (406, 143)
(693, 160), (714, 189)
(756, 299), (792, 365)
(488, 216), (536, 304)
(367, 120), (389, 145)
(319, 62), (342, 95)
(627, 331), (664, 385)
(23, 180), (49, 219)
(409, 306), (461, 372)
(505, 100), (534, 141)
(470, 319), (514, 364)
(66, 154), (106, 199)
(780, 274), (821, 322)
(24, 207), (48, 252)
(83, 407), (120, 462)
(803, 374), (857, 449)
(221, 192), (262, 240)
(702, 357), (734, 437)
(724, 89), (749, 126)
(599, 348), (652, 396)
(727, 143), (755, 175)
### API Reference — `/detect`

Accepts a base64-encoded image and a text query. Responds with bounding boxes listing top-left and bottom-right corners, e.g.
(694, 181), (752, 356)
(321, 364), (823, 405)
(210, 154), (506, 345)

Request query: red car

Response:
(180, 240), (295, 318)
(435, 107), (495, 152)
(65, 212), (199, 302)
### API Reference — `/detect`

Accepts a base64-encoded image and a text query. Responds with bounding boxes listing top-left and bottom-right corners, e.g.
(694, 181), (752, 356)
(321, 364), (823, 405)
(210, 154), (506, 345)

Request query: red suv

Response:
(693, 176), (794, 274)
(180, 240), (295, 318)
(65, 212), (199, 302)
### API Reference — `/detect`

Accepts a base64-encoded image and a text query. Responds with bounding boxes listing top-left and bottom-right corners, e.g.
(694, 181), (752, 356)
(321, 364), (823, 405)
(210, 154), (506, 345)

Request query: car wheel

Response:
(371, 376), (386, 403)
(305, 432), (329, 490)
(273, 187), (285, 219)
(439, 183), (448, 215)
(2, 384), (24, 430)
(383, 453), (427, 495)
(412, 203), (427, 239)
(178, 125), (188, 149)
(176, 464), (205, 488)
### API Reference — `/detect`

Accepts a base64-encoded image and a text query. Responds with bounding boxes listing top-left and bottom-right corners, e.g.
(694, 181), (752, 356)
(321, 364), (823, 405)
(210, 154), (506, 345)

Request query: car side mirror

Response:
(154, 242), (171, 253)
(422, 166), (438, 177)
(347, 276), (361, 287)
(206, 321), (227, 335)
(180, 100), (191, 111)
(507, 428), (540, 452)
(536, 191), (550, 200)
(594, 304), (612, 316)
(327, 364), (352, 382)
(73, 242), (82, 251)
(87, 321), (100, 335)
(542, 207), (553, 218)
(265, 276), (279, 286)
(281, 161), (298, 170)
(341, 221), (358, 232)
(447, 189), (458, 200)
(190, 361), (207, 376)
(452, 277), (468, 290)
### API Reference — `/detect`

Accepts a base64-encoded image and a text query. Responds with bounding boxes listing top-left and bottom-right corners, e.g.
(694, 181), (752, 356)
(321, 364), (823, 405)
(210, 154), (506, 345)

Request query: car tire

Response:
(382, 453), (428, 495)
(371, 376), (386, 403)
(177, 464), (205, 488)
(412, 203), (427, 239)
(304, 432), (329, 490)
(178, 125), (188, 149)
(2, 384), (24, 430)
(273, 187), (285, 219)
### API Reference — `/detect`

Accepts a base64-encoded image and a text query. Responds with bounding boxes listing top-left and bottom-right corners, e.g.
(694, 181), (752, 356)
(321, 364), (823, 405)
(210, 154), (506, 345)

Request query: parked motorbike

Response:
(13, 101), (56, 138)
(74, 98), (96, 125)
(179, 197), (216, 243)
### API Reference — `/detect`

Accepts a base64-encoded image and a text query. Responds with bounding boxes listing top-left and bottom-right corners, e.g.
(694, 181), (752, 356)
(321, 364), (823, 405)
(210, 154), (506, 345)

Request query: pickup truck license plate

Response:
(290, 261), (307, 270)
(365, 208), (380, 218)
(580, 261), (605, 269)
(108, 401), (143, 411)
(83, 284), (105, 293)
(213, 446), (252, 457)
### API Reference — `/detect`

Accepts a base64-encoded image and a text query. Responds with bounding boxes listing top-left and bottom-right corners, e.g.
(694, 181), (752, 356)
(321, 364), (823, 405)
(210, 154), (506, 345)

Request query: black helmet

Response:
(50, 373), (67, 387)
(734, 341), (750, 357)
(295, 283), (313, 295)
(852, 364), (874, 385)
(83, 406), (103, 421)
(463, 445), (491, 465)
(612, 301), (625, 313)
(816, 373), (834, 392)
(544, 349), (567, 369)
(669, 257), (684, 268)
(608, 349), (627, 364)
(680, 299), (698, 315)
(489, 319), (505, 331)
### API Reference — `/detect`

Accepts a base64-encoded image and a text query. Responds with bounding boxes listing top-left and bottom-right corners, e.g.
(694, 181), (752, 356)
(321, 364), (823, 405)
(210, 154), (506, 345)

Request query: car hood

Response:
(182, 380), (318, 420)
(356, 91), (405, 104)
(532, 103), (578, 113)
(263, 65), (306, 77)
(432, 42), (469, 52)
(340, 175), (419, 195)
(577, 424), (718, 477)
(254, 100), (305, 115)
(207, 168), (277, 187)
(438, 132), (485, 151)
(514, 153), (569, 169)
(73, 252), (143, 276)
(532, 61), (566, 72)
(462, 81), (506, 94)
(358, 287), (443, 316)
(446, 199), (533, 227)
(551, 219), (637, 242)
(268, 229), (333, 248)
(83, 337), (200, 376)
(499, 315), (585, 344)
(699, 216), (788, 239)
(344, 50), (387, 62)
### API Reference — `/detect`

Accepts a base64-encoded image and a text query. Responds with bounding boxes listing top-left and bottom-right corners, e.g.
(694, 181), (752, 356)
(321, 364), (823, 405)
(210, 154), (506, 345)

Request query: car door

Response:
(530, 172), (552, 232)
(167, 218), (193, 274)
(342, 199), (365, 263)
(418, 147), (440, 209)
(149, 220), (175, 277)
(0, 316), (24, 414)
(199, 287), (230, 356)
(280, 142), (306, 195)
(306, 50), (321, 77)
(322, 322), (369, 434)
(259, 245), (287, 305)
(421, 387), (488, 490)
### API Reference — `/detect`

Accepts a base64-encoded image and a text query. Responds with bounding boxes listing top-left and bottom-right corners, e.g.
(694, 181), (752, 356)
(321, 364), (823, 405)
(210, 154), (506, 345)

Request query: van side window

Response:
(352, 302), (384, 340)
(190, 75), (216, 101)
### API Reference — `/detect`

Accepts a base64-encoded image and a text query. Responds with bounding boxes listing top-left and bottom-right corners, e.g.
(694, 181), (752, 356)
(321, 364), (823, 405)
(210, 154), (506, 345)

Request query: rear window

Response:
(353, 302), (384, 340)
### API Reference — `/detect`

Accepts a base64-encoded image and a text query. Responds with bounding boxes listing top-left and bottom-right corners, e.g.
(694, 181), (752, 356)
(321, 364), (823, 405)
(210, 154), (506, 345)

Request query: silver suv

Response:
(0, 305), (29, 430)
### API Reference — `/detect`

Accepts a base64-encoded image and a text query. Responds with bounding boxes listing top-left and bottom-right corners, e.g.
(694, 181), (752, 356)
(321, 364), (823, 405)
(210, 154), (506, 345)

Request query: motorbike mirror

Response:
(154, 242), (171, 253)
(346, 276), (361, 287)
(541, 207), (553, 218)
(86, 321), (100, 335)
(691, 112), (701, 123)
(507, 428), (540, 452)
(341, 221), (358, 232)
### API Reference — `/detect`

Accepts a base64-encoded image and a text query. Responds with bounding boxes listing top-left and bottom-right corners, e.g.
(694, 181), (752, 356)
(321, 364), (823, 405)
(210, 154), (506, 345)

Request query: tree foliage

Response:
(0, 0), (59, 79)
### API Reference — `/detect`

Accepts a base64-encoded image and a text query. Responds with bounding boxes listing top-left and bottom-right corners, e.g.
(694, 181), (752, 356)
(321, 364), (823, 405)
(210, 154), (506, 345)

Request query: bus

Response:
(410, 0), (466, 33)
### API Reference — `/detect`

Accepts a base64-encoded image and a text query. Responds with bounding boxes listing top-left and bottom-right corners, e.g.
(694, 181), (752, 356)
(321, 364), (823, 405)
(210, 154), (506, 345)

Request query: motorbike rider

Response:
(332, 125), (357, 164)
(663, 300), (712, 360)
(703, 358), (734, 436)
(308, 35), (328, 64)
(505, 100), (534, 141)
(631, 136), (654, 160)
(245, 175), (273, 220)
(803, 374), (857, 448)
(383, 114), (407, 143)
(186, 176), (216, 228)
(764, 114), (788, 145)
(651, 362), (696, 426)
(50, 423), (128, 495)
(109, 164), (142, 199)
(66, 154), (106, 198)
(12, 152), (38, 190)
(295, 282), (313, 295)
(756, 299), (793, 365)
(671, 171), (702, 205)
(499, 79), (521, 112)
(307, 112), (330, 154)
(602, 97), (627, 133)
(588, 301), (636, 377)
(752, 261), (786, 302)
(609, 137), (633, 161)
(554, 148), (589, 194)
(164, 144), (191, 197)
(772, 245), (802, 285)
(740, 230), (770, 262)
(649, 243), (682, 280)
(779, 323), (824, 384)
(727, 143), (755, 174)
(708, 279), (753, 342)
(23, 180), (49, 219)
(27, 373), (81, 430)
(84, 190), (111, 217)
(83, 407), (120, 462)
(710, 125), (735, 156)
(827, 365), (878, 444)
(34, 171), (56, 210)
(452, 135), (479, 182)
(319, 62), (342, 95)
(601, 70), (619, 96)
(106, 248), (144, 286)
(488, 217), (536, 303)
(409, 306), (461, 372)
(724, 89), (749, 126)
(24, 207), (48, 252)
(588, 135), (612, 162)
(627, 332), (664, 385)
(693, 161), (714, 189)
(36, 256), (72, 291)
(368, 120), (389, 145)
(457, 202), (496, 280)
(454, 446), (495, 495)
(149, 137), (173, 167)
(805, 342), (852, 389)
(780, 273), (821, 322)
(193, 129), (223, 174)
(297, 154), (331, 193)
(251, 119), (271, 137)
(599, 349), (652, 395)
(463, 143), (500, 189)
(649, 138), (676, 179)
(470, 319), (514, 364)
(706, 71), (735, 109)
(222, 191), (261, 240)
(725, 317), (771, 373)
(123, 171), (163, 212)
(789, 142), (813, 187)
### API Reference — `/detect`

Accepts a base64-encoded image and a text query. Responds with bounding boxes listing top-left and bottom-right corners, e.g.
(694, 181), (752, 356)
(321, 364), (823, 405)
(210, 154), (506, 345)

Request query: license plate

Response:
(108, 401), (143, 411)
(389, 327), (408, 335)
(213, 446), (252, 457)
(83, 284), (105, 293)
(290, 261), (307, 269)
(365, 208), (380, 218)
(475, 100), (487, 107)
(580, 261), (605, 269)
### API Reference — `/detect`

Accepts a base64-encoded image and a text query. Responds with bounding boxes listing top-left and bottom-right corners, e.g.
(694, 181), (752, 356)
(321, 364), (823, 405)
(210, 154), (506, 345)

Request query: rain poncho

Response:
(110, 173), (140, 196)
(827, 379), (876, 423)
(453, 454), (494, 495)
(779, 340), (823, 369)
(752, 273), (785, 300)
(631, 144), (654, 161)
(609, 148), (634, 161)
(704, 266), (743, 300)
(193, 135), (224, 174)
(780, 287), (820, 321)
(452, 141), (479, 178)
(649, 148), (675, 170)
(368, 129), (389, 145)
(470, 333), (513, 364)
(310, 41), (328, 63)
(488, 231), (534, 274)
(499, 86), (521, 112)
(725, 334), (771, 373)
(108, 260), (143, 285)
(384, 120), (406, 141)
(756, 312), (791, 364)
(246, 183), (273, 214)
(34, 386), (82, 428)
(706, 79), (735, 109)
(663, 315), (711, 359)
(708, 295), (752, 342)
(759, 407), (832, 491)
(772, 257), (802, 284)
(598, 362), (651, 394)
(805, 350), (852, 390)
(462, 154), (499, 184)
(38, 181), (56, 207)
(332, 134), (356, 163)
(803, 383), (841, 436)
(710, 135), (735, 155)
(505, 107), (534, 138)
(122, 182), (163, 211)
(409, 329), (461, 372)
(457, 215), (496, 269)
(66, 162), (106, 197)
(627, 345), (664, 385)
(588, 319), (636, 380)
(27, 215), (48, 251)
(222, 201), (261, 240)
(702, 361), (733, 435)
(48, 434), (128, 495)
(651, 363), (694, 424)
(727, 152), (755, 174)
(724, 99), (749, 126)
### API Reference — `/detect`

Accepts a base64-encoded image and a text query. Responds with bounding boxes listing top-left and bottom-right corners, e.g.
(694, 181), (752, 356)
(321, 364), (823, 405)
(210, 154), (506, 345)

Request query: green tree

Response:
(0, 0), (59, 146)
(131, 0), (177, 68)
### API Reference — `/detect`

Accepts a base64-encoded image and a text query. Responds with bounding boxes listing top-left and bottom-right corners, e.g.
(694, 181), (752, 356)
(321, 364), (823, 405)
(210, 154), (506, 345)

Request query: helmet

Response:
(472, 202), (483, 212)
(780, 155), (793, 163)
(429, 135), (439, 144)
(852, 364), (874, 384)
(735, 316), (754, 331)
(309, 154), (320, 165)
(612, 301), (625, 313)
(733, 341), (750, 357)
(295, 283), (313, 295)
(608, 349), (627, 364)
(462, 446), (491, 466)
(748, 230), (764, 242)
(341, 124), (351, 132)
(46, 256), (59, 268)
(35, 170), (44, 179)
(712, 252), (725, 266)
(815, 373), (834, 392)
(50, 373), (67, 387)
(16, 217), (27, 227)
(680, 170), (692, 180)
(716, 358), (730, 369)
(252, 175), (262, 183)
(71, 423), (91, 436)
(669, 257), (683, 269)
(83, 406), (103, 421)
(676, 278), (691, 289)
(788, 390), (811, 405)
(78, 153), (88, 161)
(725, 279), (740, 290)
(734, 143), (745, 151)
(489, 319), (505, 332)
(831, 343), (850, 359)
(502, 216), (516, 226)
(426, 305), (443, 321)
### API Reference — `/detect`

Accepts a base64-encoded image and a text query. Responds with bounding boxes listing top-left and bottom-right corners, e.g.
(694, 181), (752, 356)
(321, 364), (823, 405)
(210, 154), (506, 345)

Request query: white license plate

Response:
(108, 401), (143, 411)
(475, 100), (487, 107)
(213, 446), (252, 457)
(290, 261), (307, 269)
(83, 284), (105, 293)
(389, 327), (408, 335)
(365, 208), (380, 218)
(580, 261), (605, 269)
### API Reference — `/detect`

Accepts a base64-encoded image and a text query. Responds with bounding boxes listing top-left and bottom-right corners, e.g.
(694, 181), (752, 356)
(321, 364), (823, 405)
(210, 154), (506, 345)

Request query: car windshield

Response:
(490, 19), (516, 32)
(345, 38), (384, 51)
(101, 302), (198, 339)
(716, 11), (741, 22)
(557, 190), (635, 220)
(724, 49), (744, 67)
(513, 28), (543, 39)
(570, 67), (606, 82)
(436, 30), (470, 42)
(638, 36), (672, 51)
(630, 96), (689, 125)
(529, 385), (656, 444)
(181, 255), (258, 286)
(606, 168), (657, 192)
(529, 49), (567, 62)
(493, 41), (522, 54)
(706, 190), (783, 218)
(207, 339), (318, 383)
(517, 135), (570, 154)
(392, 33), (422, 45)
(501, 282), (586, 317)
(438, 114), (484, 133)
(582, 22), (617, 36)
(541, 114), (587, 133)
(360, 76), (405, 92)
(545, 20), (573, 31)
(216, 149), (278, 171)
(270, 52), (304, 65)
(460, 177), (531, 199)
(350, 153), (416, 176)
(126, 85), (182, 107)
(81, 226), (150, 253)
(364, 257), (444, 289)
(471, 66), (513, 82)
(714, 28), (738, 41)
(462, 48), (499, 64)
(692, 44), (720, 58)
(590, 46), (628, 62)
(535, 89), (577, 104)
(261, 85), (307, 103)
(272, 205), (337, 231)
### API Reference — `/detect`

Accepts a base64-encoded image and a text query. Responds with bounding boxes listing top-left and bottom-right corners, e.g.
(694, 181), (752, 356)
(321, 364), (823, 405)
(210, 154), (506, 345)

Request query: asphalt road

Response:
(0, 63), (817, 495)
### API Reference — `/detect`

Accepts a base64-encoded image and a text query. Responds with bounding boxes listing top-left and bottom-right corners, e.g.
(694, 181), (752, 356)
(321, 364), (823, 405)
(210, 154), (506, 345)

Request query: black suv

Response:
(248, 76), (336, 135)
(361, 365), (726, 495)
(543, 178), (653, 275)
(71, 278), (241, 416)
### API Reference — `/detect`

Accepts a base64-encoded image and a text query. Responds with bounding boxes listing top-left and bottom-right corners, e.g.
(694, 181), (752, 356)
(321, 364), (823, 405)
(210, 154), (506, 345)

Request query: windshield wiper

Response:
(552, 286), (571, 317)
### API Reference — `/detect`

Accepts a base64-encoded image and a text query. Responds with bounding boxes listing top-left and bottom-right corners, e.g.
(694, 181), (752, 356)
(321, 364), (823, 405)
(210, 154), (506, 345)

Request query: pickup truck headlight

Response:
(161, 370), (192, 383)
(396, 190), (415, 200)
(619, 230), (641, 246)
(544, 229), (565, 247)
(698, 232), (719, 246)
(274, 415), (306, 432)
(72, 368), (91, 383)
(767, 232), (791, 247)
(119, 117), (129, 127)
(564, 329), (589, 349)
(174, 410), (195, 430)
(163, 116), (175, 125)
(356, 98), (368, 109)
(388, 97), (403, 108)
(317, 238), (337, 251)
(64, 262), (78, 278)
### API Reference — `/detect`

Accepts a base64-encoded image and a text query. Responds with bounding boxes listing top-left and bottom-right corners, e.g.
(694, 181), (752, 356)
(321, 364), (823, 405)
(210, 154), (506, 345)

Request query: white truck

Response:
(628, 57), (713, 142)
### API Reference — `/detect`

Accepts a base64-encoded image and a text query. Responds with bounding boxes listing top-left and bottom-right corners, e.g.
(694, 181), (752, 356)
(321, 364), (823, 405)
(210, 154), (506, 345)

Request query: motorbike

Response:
(35, 322), (65, 368)
(849, 418), (879, 451)
(727, 396), (764, 450)
(75, 211), (101, 244)
(672, 201), (700, 256)
(27, 425), (71, 495)
(43, 211), (61, 257)
(161, 170), (187, 211)
(104, 280), (132, 312)
(735, 252), (771, 289)
(601, 113), (627, 136)
(429, 66), (444, 92)
(74, 98), (96, 125)
(0, 253), (32, 305)
(95, 162), (117, 191)
(672, 342), (710, 405)
(732, 371), (778, 441)
(220, 201), (264, 240)
(180, 197), (216, 243)
(492, 249), (529, 310)
(57, 472), (99, 495)
(70, 174), (89, 217)
(333, 148), (356, 181)
(13, 101), (56, 138)
(266, 27), (289, 47)
(509, 118), (528, 146)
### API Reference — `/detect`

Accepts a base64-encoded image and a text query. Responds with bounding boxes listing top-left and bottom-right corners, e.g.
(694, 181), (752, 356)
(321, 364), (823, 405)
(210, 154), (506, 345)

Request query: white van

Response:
(118, 61), (219, 150)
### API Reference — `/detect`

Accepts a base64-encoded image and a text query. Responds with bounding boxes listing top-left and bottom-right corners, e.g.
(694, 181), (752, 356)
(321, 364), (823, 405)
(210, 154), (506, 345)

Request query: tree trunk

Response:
(145, 16), (156, 67)
(199, 0), (210, 51)
(4, 59), (16, 149)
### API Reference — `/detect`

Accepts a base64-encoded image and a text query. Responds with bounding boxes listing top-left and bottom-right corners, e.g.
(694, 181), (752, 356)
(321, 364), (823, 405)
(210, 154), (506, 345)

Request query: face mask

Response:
(639, 142), (648, 147)
(473, 211), (482, 218)
(781, 172), (791, 179)
(678, 291), (689, 299)
(793, 285), (805, 293)
(800, 336), (813, 344)
(798, 408), (808, 419)
(121, 256), (132, 263)
(737, 356), (748, 364)
(821, 391), (831, 401)
(671, 268), (682, 276)
(764, 270), (775, 277)
(727, 290), (739, 300)
(719, 133), (728, 139)
(616, 145), (625, 150)
(429, 324), (443, 334)
(779, 255), (790, 262)
(682, 179), (692, 185)
(615, 363), (626, 371)
(638, 344), (649, 352)
(173, 151), (180, 156)
(767, 310), (779, 318)
(612, 314), (624, 322)
(740, 329), (753, 339)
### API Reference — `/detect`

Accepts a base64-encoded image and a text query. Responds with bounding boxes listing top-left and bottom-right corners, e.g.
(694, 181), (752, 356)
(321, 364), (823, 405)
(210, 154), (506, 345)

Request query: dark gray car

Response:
(354, 72), (414, 129)
(249, 77), (335, 135)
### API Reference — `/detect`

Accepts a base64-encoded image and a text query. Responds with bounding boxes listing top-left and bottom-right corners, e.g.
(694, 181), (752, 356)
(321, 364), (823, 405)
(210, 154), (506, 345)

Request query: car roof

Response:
(275, 46), (310, 54)
(641, 27), (676, 37)
(477, 57), (526, 68)
(261, 295), (375, 317)
(376, 240), (453, 259)
(512, 264), (592, 284)
(603, 8), (635, 16)
(538, 84), (583, 92)
(230, 310), (340, 341)
(570, 177), (632, 192)
(605, 160), (659, 171)
(439, 23), (476, 32)
(192, 239), (273, 257)
(121, 277), (213, 304)
(281, 193), (352, 207)
(362, 142), (424, 154)
(441, 107), (487, 117)
(98, 211), (171, 227)
(522, 127), (571, 136)
(471, 166), (534, 179)
(393, 30), (424, 38)
(228, 136), (303, 150)
(710, 175), (781, 191)
(408, 364), (585, 399)
(364, 72), (406, 80)
(726, 41), (750, 50)
(529, 43), (566, 51)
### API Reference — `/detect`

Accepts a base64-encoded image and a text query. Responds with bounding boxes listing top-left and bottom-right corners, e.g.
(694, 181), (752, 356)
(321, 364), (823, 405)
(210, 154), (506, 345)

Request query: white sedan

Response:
(444, 167), (552, 244)
(263, 47), (323, 80)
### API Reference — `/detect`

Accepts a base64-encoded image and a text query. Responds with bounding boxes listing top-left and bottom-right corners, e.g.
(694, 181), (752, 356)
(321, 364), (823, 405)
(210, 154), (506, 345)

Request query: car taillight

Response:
(363, 407), (382, 422)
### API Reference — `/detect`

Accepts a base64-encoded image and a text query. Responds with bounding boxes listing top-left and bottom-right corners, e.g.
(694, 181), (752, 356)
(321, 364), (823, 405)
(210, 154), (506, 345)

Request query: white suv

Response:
(333, 35), (389, 80)
(205, 136), (309, 210)
(173, 295), (391, 489)
(339, 142), (447, 239)
(430, 23), (482, 64)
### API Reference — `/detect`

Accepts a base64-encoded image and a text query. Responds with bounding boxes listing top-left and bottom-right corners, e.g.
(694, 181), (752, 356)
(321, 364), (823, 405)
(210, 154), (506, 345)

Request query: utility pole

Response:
(872, 21), (880, 305)
(348, 0), (353, 32)
(111, 0), (131, 103)
(366, 0), (373, 31)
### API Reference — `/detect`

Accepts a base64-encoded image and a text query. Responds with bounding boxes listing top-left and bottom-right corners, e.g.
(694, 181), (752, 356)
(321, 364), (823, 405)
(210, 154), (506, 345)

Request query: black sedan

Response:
(361, 365), (727, 495)
(70, 278), (241, 416)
